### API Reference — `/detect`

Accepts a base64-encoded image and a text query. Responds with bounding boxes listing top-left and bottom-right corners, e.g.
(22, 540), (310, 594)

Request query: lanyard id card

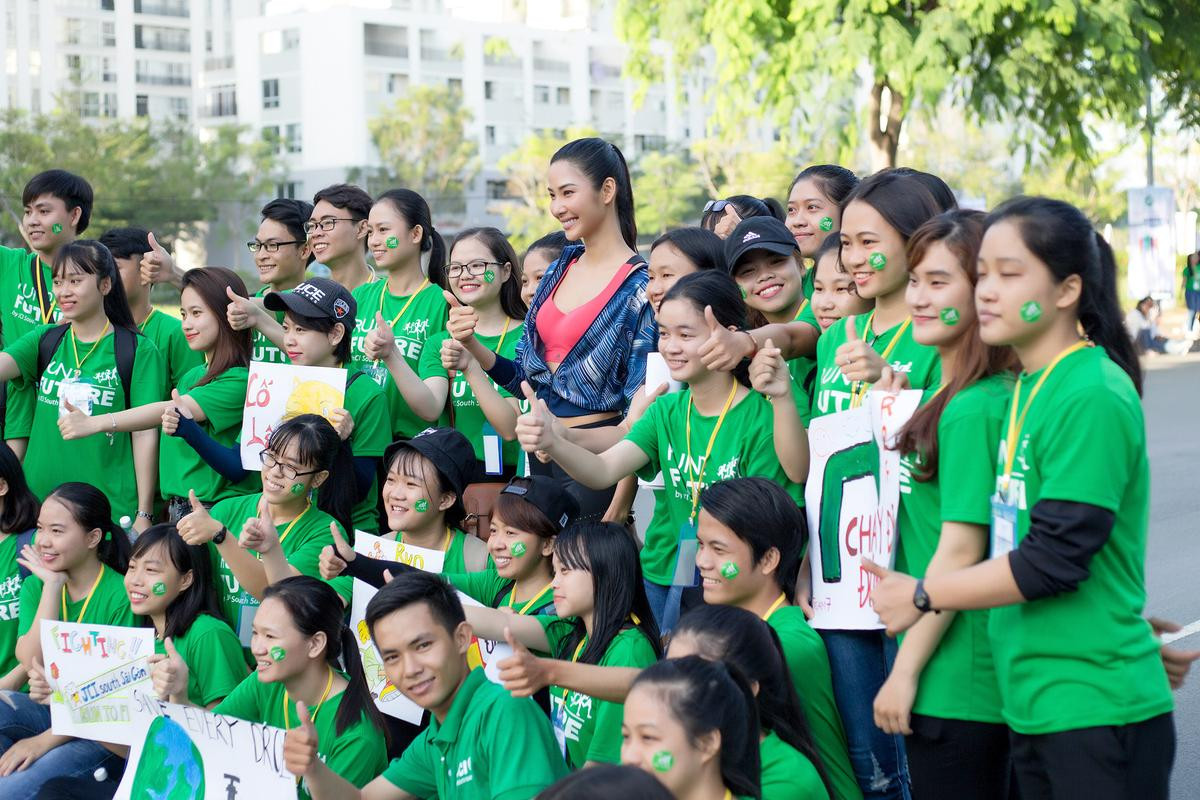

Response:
(482, 422), (503, 476)
(237, 597), (261, 647)
(58, 378), (94, 417)
(990, 480), (1018, 559)
(670, 519), (700, 587)
(552, 692), (569, 758)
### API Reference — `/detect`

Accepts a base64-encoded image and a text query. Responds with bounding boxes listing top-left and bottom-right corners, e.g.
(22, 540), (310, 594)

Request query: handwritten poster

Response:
(40, 620), (155, 745)
(805, 390), (921, 629)
(240, 362), (346, 469)
(350, 531), (513, 722)
(115, 689), (294, 800)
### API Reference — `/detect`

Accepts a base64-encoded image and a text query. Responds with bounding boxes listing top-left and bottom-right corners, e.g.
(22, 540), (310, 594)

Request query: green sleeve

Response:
(327, 575), (353, 605)
(347, 378), (390, 458)
(625, 396), (665, 482)
(938, 409), (1000, 526)
(797, 301), (819, 329)
(479, 695), (568, 798)
(213, 671), (265, 721)
(4, 325), (50, 382)
(1037, 389), (1133, 511)
(131, 337), (168, 406)
(17, 575), (44, 637)
(186, 368), (249, 431)
(320, 715), (388, 790)
(586, 633), (657, 763)
(535, 615), (579, 659)
(286, 520), (346, 581)
(186, 617), (249, 707)
(418, 331), (448, 380)
(740, 406), (805, 507)
(444, 569), (506, 607)
(382, 732), (437, 796)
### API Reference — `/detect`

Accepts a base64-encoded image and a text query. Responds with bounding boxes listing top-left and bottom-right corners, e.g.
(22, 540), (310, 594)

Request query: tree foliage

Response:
(633, 149), (707, 236)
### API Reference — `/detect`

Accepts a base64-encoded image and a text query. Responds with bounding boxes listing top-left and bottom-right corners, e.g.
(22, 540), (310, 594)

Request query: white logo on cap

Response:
(294, 283), (327, 303)
(333, 298), (350, 319)
(559, 513), (569, 527)
(742, 231), (761, 243)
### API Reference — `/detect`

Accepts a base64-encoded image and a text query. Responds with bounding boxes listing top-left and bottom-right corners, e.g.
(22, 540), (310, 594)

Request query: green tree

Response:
(618, 0), (1200, 170)
(360, 85), (478, 216)
(689, 137), (799, 201)
(491, 126), (597, 251)
(633, 149), (706, 235)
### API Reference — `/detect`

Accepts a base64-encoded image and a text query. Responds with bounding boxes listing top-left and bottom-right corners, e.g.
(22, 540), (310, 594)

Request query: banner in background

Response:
(1127, 187), (1176, 299)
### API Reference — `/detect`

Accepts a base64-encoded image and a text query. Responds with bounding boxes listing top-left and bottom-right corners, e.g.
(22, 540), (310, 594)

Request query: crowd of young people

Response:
(0, 145), (1189, 800)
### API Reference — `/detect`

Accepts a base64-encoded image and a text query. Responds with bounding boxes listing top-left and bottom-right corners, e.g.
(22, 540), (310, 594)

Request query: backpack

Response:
(14, 528), (36, 580)
(36, 324), (138, 411)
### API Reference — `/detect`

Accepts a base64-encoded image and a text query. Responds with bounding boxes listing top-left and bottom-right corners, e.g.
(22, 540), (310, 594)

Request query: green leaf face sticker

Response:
(290, 483), (306, 495)
(1020, 301), (1042, 323)
(939, 308), (960, 326)
(483, 270), (495, 284)
(719, 561), (740, 580)
(651, 750), (675, 772)
(385, 236), (399, 249)
(270, 646), (286, 662)
(510, 541), (527, 557)
(739, 285), (748, 300)
(868, 252), (887, 271)
(51, 223), (63, 234)
(414, 498), (429, 513)
(818, 216), (834, 232)
(151, 582), (167, 596)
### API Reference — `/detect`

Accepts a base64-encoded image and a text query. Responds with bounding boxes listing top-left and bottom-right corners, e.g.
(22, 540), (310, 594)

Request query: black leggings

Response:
(907, 714), (1012, 800)
(530, 416), (621, 522)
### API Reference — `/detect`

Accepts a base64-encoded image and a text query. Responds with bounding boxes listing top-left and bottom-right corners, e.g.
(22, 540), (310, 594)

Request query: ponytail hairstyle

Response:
(52, 240), (138, 332)
(130, 524), (224, 640)
(263, 576), (387, 739)
(180, 267), (252, 386)
(701, 195), (781, 230)
(554, 522), (661, 665)
(659, 271), (751, 387)
(525, 230), (569, 264)
(446, 227), (528, 320)
(632, 656), (761, 799)
(374, 189), (446, 275)
(895, 211), (1018, 478)
(551, 137), (637, 249)
(265, 414), (356, 533)
(985, 196), (1142, 395)
(788, 164), (859, 206)
(0, 442), (40, 534)
(673, 605), (833, 799)
(697, 478), (804, 600)
(46, 482), (131, 574)
(650, 227), (726, 273)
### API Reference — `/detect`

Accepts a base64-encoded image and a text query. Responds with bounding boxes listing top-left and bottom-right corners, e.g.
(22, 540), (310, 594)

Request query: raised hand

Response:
(836, 315), (888, 385)
(749, 337), (791, 399)
(149, 637), (189, 701)
(441, 337), (472, 372)
(515, 382), (561, 454)
(282, 701), (321, 778)
(57, 399), (99, 440)
(161, 388), (194, 436)
(496, 626), (552, 698)
(862, 559), (923, 636)
(444, 290), (479, 343)
(319, 523), (355, 580)
(328, 407), (355, 441)
(16, 544), (65, 589)
(27, 658), (50, 704)
(176, 490), (224, 545)
(225, 286), (259, 331)
(364, 312), (397, 361)
(699, 305), (754, 372)
(239, 496), (279, 554)
(713, 204), (743, 239)
(139, 232), (176, 286)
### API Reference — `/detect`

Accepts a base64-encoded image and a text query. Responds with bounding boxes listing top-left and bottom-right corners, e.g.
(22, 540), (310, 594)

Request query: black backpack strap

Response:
(491, 579), (518, 609)
(113, 326), (138, 409)
(346, 369), (366, 390)
(14, 528), (36, 580)
(36, 325), (71, 386)
(30, 253), (53, 324)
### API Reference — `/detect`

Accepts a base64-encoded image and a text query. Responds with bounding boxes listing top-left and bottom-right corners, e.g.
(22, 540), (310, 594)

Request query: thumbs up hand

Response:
(497, 626), (552, 698)
(441, 338), (472, 372)
(364, 312), (397, 361)
(27, 658), (51, 704)
(283, 700), (321, 778)
(177, 490), (224, 545)
(319, 522), (355, 580)
(240, 496), (279, 554)
(862, 559), (921, 636)
(225, 286), (260, 331)
(149, 637), (190, 702)
(515, 382), (561, 454)
(749, 338), (791, 399)
(161, 388), (193, 436)
(327, 407), (355, 441)
(699, 304), (756, 371)
(140, 232), (177, 286)
(57, 398), (99, 440)
(445, 290), (480, 343)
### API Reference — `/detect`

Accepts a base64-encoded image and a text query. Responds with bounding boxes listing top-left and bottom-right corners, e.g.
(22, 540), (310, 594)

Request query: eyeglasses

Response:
(247, 240), (306, 254)
(702, 200), (731, 214)
(303, 217), (358, 234)
(260, 451), (321, 481)
(445, 260), (502, 279)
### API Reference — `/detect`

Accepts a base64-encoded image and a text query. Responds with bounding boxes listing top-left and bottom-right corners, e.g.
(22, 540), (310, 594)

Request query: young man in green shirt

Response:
(285, 571), (568, 799)
(247, 198), (314, 364)
(0, 170), (92, 458)
(308, 184), (377, 292)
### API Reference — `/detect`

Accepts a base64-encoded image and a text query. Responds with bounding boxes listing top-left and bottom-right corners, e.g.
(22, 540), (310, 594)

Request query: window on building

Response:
(486, 180), (509, 200)
(262, 78), (279, 109)
(136, 94), (149, 116)
(169, 96), (188, 119)
(262, 125), (281, 149)
(387, 73), (408, 93)
(102, 21), (116, 46)
(484, 80), (494, 100)
(135, 24), (190, 52)
(207, 84), (236, 116)
(285, 123), (302, 154)
(102, 92), (117, 117)
(485, 125), (496, 145)
(276, 181), (300, 200)
(447, 77), (462, 93)
(80, 92), (100, 118)
(534, 85), (550, 104)
(556, 87), (570, 105)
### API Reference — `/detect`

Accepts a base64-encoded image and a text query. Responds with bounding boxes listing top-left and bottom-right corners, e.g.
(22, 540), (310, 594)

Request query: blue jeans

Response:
(819, 629), (912, 800)
(0, 690), (123, 796)
(643, 579), (683, 636)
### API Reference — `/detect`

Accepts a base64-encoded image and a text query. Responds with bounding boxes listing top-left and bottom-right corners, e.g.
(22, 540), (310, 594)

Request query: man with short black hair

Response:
(309, 184), (377, 292)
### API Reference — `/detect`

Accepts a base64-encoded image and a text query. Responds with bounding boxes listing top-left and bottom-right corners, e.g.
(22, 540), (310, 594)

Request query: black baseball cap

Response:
(264, 278), (356, 330)
(384, 427), (477, 497)
(500, 475), (580, 533)
(724, 217), (799, 273)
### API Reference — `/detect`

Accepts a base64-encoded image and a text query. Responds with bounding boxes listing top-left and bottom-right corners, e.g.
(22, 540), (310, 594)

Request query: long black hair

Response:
(651, 227), (726, 273)
(701, 195), (782, 230)
(537, 765), (674, 800)
(0, 442), (39, 534)
(266, 414), (356, 532)
(660, 271), (751, 387)
(130, 524), (224, 641)
(374, 189), (446, 274)
(445, 227), (528, 320)
(551, 138), (637, 249)
(842, 169), (943, 242)
(554, 522), (660, 664)
(674, 605), (833, 798)
(985, 196), (1142, 395)
(632, 656), (761, 799)
(891, 167), (958, 212)
(263, 576), (387, 739)
(52, 240), (139, 332)
(789, 164), (859, 206)
(181, 267), (253, 386)
(698, 478), (805, 600)
(45, 482), (131, 574)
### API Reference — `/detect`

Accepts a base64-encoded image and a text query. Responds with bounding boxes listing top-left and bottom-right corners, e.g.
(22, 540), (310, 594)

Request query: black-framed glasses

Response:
(303, 217), (358, 234)
(247, 240), (306, 254)
(702, 200), (730, 214)
(260, 451), (321, 480)
(445, 260), (502, 279)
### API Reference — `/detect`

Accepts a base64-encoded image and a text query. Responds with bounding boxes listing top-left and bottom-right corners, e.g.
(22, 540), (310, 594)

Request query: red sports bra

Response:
(536, 259), (636, 363)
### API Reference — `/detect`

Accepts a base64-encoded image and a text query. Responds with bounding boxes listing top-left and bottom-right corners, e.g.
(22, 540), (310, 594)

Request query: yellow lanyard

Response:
(509, 580), (554, 615)
(849, 311), (912, 407)
(1000, 341), (1088, 488)
(139, 309), (156, 332)
(61, 566), (105, 623)
(284, 667), (334, 729)
(397, 527), (453, 552)
(70, 322), (111, 370)
(494, 317), (513, 353)
(34, 256), (56, 324)
(570, 636), (588, 662)
(379, 277), (430, 328)
(724, 792), (733, 800)
(761, 593), (787, 622)
(792, 298), (809, 321)
(275, 502), (313, 547)
(685, 380), (740, 521)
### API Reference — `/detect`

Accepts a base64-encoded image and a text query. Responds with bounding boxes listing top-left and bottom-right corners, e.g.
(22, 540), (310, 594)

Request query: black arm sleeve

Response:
(351, 455), (377, 503)
(1007, 498), (1115, 601)
(173, 415), (249, 483)
(342, 551), (419, 590)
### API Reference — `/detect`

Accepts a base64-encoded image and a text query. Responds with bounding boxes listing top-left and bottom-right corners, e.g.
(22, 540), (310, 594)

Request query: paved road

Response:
(1141, 355), (1200, 798)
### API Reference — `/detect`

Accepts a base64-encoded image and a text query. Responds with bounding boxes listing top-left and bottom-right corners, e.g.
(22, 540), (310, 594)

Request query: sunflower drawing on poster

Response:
(804, 390), (921, 630)
(240, 362), (346, 470)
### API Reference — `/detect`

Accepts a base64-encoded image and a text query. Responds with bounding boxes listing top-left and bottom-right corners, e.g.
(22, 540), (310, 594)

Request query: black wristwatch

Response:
(212, 526), (228, 545)
(913, 578), (938, 614)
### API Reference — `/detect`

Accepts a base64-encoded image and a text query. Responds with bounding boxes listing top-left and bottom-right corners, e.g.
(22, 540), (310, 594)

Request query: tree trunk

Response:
(868, 80), (904, 170)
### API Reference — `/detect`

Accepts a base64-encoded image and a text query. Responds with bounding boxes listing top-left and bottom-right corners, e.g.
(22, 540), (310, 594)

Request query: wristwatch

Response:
(212, 526), (228, 545)
(912, 578), (938, 614)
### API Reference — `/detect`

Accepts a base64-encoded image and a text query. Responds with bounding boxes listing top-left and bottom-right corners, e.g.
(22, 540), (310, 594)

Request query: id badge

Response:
(237, 598), (260, 647)
(670, 520), (700, 587)
(365, 362), (389, 386)
(58, 378), (94, 417)
(552, 697), (568, 758)
(482, 422), (503, 476)
(990, 492), (1017, 559)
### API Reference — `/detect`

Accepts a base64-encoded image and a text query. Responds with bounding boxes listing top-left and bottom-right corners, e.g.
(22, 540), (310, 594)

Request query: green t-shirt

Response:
(0, 535), (23, 679)
(0, 246), (60, 438)
(444, 568), (557, 616)
(156, 612), (247, 707)
(419, 323), (525, 468)
(6, 324), (167, 515)
(343, 369), (390, 533)
(786, 300), (819, 427)
(1185, 264), (1200, 293)
(209, 494), (352, 646)
(349, 280), (449, 438)
(988, 345), (1171, 734)
(767, 607), (861, 800)
(626, 388), (805, 585)
(896, 374), (1010, 723)
(760, 729), (829, 800)
(139, 308), (205, 390)
(159, 364), (256, 503)
(384, 667), (568, 799)
(18, 564), (137, 635)
(215, 670), (387, 800)
(251, 286), (289, 365)
(547, 625), (658, 768)
(811, 315), (940, 420)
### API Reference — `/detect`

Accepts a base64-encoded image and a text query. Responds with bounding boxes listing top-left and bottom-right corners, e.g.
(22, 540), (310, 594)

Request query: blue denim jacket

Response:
(486, 244), (656, 417)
